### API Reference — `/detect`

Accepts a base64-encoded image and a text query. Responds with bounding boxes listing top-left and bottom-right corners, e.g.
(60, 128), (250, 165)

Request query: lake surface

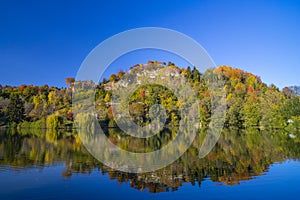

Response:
(0, 128), (300, 200)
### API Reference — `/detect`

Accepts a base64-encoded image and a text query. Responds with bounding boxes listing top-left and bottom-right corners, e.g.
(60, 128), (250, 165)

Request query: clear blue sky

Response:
(0, 0), (300, 89)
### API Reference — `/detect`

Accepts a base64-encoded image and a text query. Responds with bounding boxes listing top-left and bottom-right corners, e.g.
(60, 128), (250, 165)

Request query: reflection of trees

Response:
(0, 130), (100, 173)
(1, 127), (300, 193)
(105, 127), (175, 153)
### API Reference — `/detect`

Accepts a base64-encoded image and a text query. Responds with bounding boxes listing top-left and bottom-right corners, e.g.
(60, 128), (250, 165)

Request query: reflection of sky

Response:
(0, 0), (300, 88)
(0, 160), (299, 199)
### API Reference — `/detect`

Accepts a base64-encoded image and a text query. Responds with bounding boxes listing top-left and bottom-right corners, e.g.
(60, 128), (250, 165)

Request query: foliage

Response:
(46, 114), (63, 130)
(6, 93), (25, 124)
(1, 62), (300, 131)
(65, 77), (75, 85)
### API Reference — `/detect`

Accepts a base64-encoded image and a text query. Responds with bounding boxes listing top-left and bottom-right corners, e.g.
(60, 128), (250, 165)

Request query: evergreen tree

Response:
(6, 94), (25, 123)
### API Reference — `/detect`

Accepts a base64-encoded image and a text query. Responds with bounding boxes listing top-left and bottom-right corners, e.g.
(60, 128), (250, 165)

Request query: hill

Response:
(1, 61), (300, 132)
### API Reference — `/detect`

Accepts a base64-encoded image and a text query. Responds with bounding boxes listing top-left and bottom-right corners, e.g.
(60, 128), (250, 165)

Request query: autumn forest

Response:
(1, 61), (300, 133)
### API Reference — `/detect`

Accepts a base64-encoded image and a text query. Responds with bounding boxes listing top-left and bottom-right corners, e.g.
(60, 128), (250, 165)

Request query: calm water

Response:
(0, 128), (300, 200)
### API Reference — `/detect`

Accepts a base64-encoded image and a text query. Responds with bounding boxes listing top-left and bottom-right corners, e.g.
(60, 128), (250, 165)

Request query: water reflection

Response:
(0, 128), (299, 193)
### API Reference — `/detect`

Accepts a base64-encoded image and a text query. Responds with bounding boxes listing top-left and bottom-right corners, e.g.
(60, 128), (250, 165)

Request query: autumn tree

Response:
(66, 77), (75, 86)
(117, 70), (124, 79)
(109, 74), (117, 82)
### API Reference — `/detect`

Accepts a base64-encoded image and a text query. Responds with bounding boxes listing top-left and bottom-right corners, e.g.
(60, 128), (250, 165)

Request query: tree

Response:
(281, 96), (300, 120)
(186, 66), (192, 80)
(6, 94), (25, 123)
(109, 74), (117, 82)
(192, 66), (201, 82)
(65, 77), (75, 86)
(289, 86), (300, 95)
(282, 87), (293, 98)
(139, 89), (145, 100)
(259, 89), (285, 128)
(168, 61), (175, 66)
(46, 114), (63, 130)
(22, 85), (39, 101)
(242, 93), (261, 127)
(181, 68), (188, 77)
(117, 70), (124, 79)
(104, 93), (111, 103)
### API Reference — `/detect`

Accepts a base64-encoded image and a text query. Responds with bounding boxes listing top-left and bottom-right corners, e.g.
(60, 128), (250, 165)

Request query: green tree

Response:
(242, 92), (261, 127)
(46, 114), (63, 130)
(6, 94), (25, 123)
(192, 66), (201, 82)
(260, 89), (286, 128)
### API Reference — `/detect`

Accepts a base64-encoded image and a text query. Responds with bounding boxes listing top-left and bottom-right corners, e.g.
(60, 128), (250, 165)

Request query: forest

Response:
(1, 61), (300, 133)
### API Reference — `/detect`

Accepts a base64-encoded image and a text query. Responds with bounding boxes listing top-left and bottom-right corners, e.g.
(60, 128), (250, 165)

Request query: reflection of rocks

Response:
(131, 171), (185, 193)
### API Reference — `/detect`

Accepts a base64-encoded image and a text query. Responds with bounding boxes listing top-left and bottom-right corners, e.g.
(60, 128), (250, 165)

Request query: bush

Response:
(46, 114), (63, 130)
(18, 118), (46, 129)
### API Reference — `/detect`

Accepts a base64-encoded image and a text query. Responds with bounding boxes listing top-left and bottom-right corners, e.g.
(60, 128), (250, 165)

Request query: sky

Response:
(0, 0), (300, 89)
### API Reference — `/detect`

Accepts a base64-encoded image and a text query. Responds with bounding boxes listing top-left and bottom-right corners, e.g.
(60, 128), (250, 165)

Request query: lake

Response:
(0, 128), (300, 200)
